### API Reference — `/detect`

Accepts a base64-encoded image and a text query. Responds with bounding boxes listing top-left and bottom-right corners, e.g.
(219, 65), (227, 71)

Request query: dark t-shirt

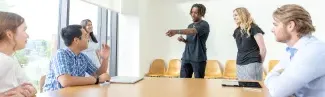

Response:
(181, 20), (210, 62)
(233, 23), (264, 65)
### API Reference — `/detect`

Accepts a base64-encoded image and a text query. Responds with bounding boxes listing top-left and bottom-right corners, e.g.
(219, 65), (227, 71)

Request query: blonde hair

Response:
(273, 4), (315, 37)
(234, 7), (254, 37)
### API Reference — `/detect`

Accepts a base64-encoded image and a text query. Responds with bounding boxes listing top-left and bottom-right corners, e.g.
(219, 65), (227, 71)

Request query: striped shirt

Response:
(43, 48), (98, 92)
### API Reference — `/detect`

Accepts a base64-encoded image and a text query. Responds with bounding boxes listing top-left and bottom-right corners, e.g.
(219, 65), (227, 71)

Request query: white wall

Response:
(138, 0), (325, 76)
(101, 0), (325, 77)
(117, 0), (141, 76)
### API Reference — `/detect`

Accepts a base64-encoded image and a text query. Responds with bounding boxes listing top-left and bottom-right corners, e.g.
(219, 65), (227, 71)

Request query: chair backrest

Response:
(223, 60), (237, 79)
(148, 59), (166, 74)
(39, 75), (46, 93)
(165, 59), (181, 75)
(268, 60), (280, 72)
(263, 69), (267, 80)
(205, 60), (222, 77)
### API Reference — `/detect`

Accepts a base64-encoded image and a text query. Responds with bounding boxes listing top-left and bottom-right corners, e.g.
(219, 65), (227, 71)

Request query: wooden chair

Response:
(39, 75), (46, 93)
(263, 69), (267, 80)
(268, 60), (280, 72)
(223, 60), (237, 79)
(145, 59), (166, 77)
(164, 59), (181, 78)
(204, 60), (223, 79)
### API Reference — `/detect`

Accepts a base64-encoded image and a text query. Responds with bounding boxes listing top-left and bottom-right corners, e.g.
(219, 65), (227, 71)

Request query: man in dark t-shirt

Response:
(166, 4), (210, 78)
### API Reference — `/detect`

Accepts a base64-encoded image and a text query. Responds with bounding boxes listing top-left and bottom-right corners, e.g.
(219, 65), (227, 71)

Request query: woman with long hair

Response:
(232, 7), (267, 81)
(0, 11), (37, 97)
(80, 19), (101, 68)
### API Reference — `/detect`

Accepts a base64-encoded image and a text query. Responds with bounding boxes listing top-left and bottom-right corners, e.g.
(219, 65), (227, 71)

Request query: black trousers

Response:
(180, 60), (206, 78)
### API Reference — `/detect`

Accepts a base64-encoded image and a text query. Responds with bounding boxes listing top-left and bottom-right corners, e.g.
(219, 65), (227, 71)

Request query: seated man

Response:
(43, 25), (110, 92)
(265, 4), (325, 97)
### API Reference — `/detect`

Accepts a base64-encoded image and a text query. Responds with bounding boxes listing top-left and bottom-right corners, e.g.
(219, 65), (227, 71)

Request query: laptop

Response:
(110, 76), (144, 84)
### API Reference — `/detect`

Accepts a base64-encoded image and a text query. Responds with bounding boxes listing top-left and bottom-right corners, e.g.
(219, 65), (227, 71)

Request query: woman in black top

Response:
(233, 7), (267, 81)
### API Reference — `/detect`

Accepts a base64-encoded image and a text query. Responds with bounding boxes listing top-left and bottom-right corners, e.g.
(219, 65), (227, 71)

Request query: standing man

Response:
(166, 3), (210, 78)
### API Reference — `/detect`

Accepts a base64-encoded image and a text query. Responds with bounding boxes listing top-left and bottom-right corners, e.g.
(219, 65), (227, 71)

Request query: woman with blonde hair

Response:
(232, 7), (266, 81)
(0, 11), (37, 97)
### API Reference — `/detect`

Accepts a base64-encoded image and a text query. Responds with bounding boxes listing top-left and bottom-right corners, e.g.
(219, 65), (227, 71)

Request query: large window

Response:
(1, 0), (118, 90)
(106, 11), (111, 45)
(69, 0), (99, 35)
(1, 0), (59, 90)
(69, 0), (116, 74)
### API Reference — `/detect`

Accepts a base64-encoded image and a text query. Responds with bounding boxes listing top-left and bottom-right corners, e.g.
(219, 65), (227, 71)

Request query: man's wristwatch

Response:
(95, 76), (99, 84)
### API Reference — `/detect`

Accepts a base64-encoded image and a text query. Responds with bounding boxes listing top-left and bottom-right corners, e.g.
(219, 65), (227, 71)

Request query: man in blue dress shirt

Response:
(265, 4), (325, 97)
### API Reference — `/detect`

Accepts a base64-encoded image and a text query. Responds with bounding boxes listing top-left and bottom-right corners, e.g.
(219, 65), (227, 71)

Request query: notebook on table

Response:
(221, 80), (262, 88)
(110, 76), (144, 84)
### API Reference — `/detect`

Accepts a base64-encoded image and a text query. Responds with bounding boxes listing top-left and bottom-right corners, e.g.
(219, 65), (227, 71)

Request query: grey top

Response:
(181, 20), (210, 62)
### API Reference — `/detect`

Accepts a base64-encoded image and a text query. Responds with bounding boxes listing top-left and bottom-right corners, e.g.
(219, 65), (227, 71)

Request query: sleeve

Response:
(250, 23), (264, 36)
(0, 57), (29, 84)
(16, 64), (29, 84)
(233, 28), (238, 39)
(0, 59), (11, 80)
(84, 54), (98, 75)
(53, 50), (72, 79)
(194, 21), (210, 36)
(264, 47), (325, 97)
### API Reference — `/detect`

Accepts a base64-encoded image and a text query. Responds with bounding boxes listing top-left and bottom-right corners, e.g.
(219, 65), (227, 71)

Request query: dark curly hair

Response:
(189, 4), (206, 17)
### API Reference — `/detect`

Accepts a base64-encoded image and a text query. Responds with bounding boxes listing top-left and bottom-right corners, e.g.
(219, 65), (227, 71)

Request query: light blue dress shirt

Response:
(265, 35), (325, 97)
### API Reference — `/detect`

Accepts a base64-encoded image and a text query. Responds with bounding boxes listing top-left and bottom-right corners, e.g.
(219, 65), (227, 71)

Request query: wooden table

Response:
(38, 78), (270, 97)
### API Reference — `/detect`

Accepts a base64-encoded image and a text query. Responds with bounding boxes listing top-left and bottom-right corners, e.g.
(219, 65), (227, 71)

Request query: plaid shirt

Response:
(43, 48), (98, 92)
